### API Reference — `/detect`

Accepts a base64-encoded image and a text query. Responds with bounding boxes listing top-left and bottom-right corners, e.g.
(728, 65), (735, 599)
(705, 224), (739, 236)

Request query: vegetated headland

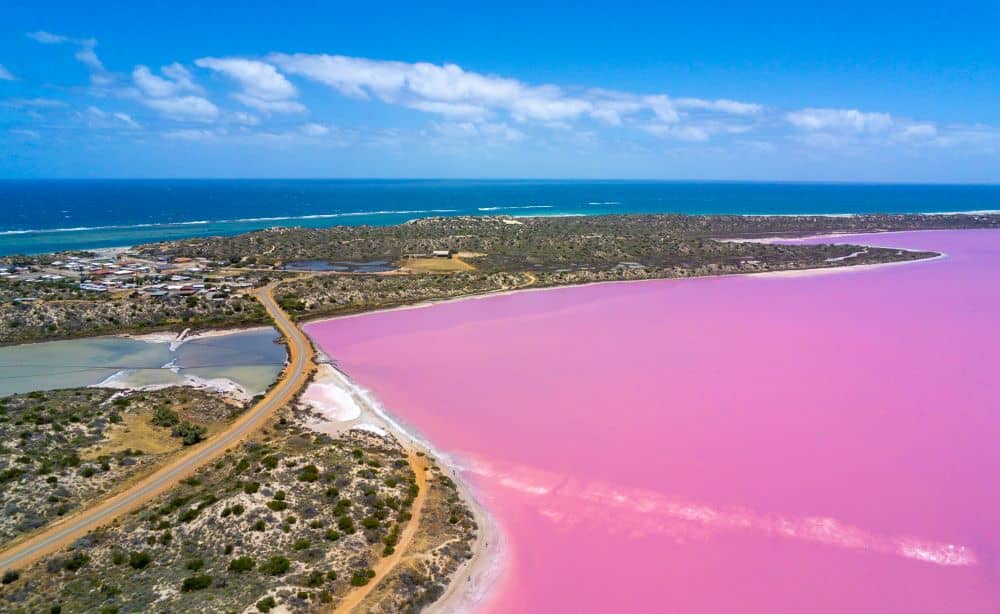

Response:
(3, 213), (998, 345)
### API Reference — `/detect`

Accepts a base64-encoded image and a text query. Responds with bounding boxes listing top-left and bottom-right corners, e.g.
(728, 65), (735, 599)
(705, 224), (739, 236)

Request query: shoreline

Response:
(301, 230), (960, 329)
(299, 362), (504, 613)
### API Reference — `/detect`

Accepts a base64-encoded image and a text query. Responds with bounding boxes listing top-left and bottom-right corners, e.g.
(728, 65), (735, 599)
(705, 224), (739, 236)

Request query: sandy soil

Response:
(399, 256), (475, 272)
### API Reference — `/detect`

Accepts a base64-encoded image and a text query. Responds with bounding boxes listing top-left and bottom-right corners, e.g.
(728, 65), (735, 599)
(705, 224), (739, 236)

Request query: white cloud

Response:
(163, 128), (221, 142)
(0, 65), (14, 80)
(900, 123), (937, 139)
(432, 121), (524, 143)
(9, 128), (41, 139)
(642, 120), (752, 142)
(142, 95), (219, 122)
(161, 63), (200, 92)
(268, 52), (762, 141)
(133, 64), (201, 98)
(195, 57), (305, 114)
(299, 122), (330, 136)
(785, 108), (894, 133)
(2, 97), (67, 108)
(675, 98), (763, 115)
(26, 31), (68, 44)
(112, 112), (140, 128)
(74, 47), (105, 73)
(406, 100), (489, 120)
(927, 124), (1000, 151)
(129, 63), (216, 122)
(230, 111), (260, 126)
(26, 30), (111, 85)
(83, 106), (141, 129)
(231, 93), (306, 114)
(642, 124), (711, 142)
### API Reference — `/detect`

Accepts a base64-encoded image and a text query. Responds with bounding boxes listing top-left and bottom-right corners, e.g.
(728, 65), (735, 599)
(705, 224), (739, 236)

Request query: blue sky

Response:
(2, 1), (999, 181)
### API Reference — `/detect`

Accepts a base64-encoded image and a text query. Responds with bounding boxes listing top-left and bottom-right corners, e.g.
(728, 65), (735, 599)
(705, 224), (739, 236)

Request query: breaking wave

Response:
(477, 205), (554, 211)
(0, 209), (461, 236)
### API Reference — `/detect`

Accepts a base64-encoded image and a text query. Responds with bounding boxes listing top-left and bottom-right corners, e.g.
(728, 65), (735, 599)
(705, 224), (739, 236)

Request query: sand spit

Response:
(300, 362), (502, 613)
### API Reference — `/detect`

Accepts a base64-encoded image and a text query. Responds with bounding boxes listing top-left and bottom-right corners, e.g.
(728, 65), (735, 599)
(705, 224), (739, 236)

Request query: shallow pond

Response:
(0, 328), (285, 397)
(283, 260), (396, 273)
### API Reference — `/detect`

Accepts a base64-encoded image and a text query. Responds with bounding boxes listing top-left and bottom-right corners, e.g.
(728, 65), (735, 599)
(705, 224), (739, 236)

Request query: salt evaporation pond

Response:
(0, 328), (285, 398)
(307, 230), (999, 613)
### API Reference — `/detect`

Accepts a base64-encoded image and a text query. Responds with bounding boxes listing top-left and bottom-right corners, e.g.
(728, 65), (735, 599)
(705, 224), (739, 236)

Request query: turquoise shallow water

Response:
(0, 328), (285, 397)
(2, 180), (999, 254)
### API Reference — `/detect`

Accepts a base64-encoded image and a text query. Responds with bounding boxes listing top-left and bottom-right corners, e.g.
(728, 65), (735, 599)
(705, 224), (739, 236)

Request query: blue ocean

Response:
(2, 180), (999, 256)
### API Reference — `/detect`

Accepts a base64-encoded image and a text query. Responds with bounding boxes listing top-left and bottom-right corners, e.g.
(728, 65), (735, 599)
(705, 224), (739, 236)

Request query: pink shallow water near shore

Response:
(307, 230), (1000, 613)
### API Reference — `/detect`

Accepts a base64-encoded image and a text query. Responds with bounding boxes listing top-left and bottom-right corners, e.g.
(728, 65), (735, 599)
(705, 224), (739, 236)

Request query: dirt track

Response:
(0, 281), (315, 574)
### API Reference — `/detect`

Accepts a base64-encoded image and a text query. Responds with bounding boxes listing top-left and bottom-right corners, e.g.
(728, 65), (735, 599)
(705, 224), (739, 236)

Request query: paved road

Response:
(0, 282), (314, 574)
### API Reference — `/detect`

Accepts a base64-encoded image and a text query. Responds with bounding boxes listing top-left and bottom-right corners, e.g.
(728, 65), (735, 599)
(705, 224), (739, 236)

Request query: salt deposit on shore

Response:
(94, 370), (254, 403)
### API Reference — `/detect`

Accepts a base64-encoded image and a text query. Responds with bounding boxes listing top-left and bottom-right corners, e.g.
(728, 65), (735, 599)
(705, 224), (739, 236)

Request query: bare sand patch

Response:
(399, 256), (475, 272)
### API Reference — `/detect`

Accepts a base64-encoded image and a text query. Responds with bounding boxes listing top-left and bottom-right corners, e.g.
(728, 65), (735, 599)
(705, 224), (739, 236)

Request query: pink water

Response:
(306, 230), (1000, 613)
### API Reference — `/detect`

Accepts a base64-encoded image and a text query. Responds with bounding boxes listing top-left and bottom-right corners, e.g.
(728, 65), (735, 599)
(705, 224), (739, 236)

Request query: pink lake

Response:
(306, 230), (1000, 613)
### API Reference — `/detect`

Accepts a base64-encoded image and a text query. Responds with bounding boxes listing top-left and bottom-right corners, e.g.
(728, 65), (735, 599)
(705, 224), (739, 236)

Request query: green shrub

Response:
(305, 570), (324, 587)
(273, 490), (286, 501)
(243, 481), (260, 494)
(337, 515), (355, 533)
(172, 422), (206, 445)
(63, 552), (90, 571)
(128, 551), (152, 569)
(253, 519), (267, 531)
(256, 596), (276, 612)
(297, 464), (319, 482)
(292, 539), (310, 551)
(324, 529), (341, 541)
(260, 556), (290, 576)
(185, 558), (204, 571)
(151, 407), (179, 427)
(266, 500), (288, 512)
(181, 574), (213, 592)
(178, 508), (200, 523)
(228, 556), (255, 573)
(349, 569), (376, 586)
(1, 570), (20, 584)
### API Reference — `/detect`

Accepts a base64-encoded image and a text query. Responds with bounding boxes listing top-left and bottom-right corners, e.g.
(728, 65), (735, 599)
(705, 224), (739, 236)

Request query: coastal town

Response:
(1, 251), (256, 299)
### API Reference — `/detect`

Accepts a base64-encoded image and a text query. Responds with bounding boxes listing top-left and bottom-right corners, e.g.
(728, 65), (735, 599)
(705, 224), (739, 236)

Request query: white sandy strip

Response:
(121, 325), (273, 348)
(298, 363), (503, 613)
(92, 370), (253, 403)
(463, 457), (977, 568)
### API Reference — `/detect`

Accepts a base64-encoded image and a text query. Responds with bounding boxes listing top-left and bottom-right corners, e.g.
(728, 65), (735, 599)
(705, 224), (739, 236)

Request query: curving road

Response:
(0, 282), (315, 574)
